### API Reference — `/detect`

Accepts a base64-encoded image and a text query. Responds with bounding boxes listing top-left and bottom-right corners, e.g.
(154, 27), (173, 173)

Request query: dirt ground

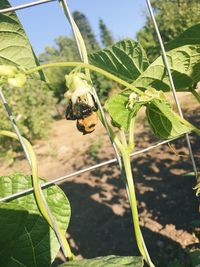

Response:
(0, 93), (200, 267)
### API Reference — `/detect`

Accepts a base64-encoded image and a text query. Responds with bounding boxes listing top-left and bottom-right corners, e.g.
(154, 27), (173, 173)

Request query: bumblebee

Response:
(64, 73), (99, 134)
(76, 112), (98, 135)
(65, 94), (98, 134)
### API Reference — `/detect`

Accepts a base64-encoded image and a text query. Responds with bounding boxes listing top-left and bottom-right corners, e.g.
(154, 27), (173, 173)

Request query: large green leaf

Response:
(0, 173), (71, 267)
(146, 99), (192, 139)
(0, 202), (28, 267)
(134, 45), (200, 92)
(89, 39), (149, 83)
(0, 0), (44, 79)
(59, 255), (143, 267)
(134, 24), (200, 92)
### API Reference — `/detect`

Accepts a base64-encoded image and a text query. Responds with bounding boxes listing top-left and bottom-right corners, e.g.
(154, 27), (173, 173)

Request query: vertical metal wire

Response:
(58, 0), (123, 171)
(0, 89), (68, 259)
(58, 0), (83, 61)
(145, 0), (198, 178)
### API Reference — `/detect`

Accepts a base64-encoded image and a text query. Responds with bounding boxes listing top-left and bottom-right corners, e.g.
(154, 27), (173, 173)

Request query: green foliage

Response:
(0, 79), (56, 152)
(107, 88), (195, 138)
(134, 25), (200, 92)
(59, 255), (144, 267)
(90, 72), (114, 104)
(107, 92), (137, 131)
(0, 0), (54, 155)
(146, 99), (192, 139)
(166, 23), (200, 50)
(90, 25), (200, 94)
(0, 173), (71, 267)
(0, 202), (28, 267)
(39, 36), (79, 101)
(89, 39), (149, 83)
(190, 250), (200, 266)
(0, 0), (44, 79)
(99, 19), (114, 47)
(137, 0), (200, 61)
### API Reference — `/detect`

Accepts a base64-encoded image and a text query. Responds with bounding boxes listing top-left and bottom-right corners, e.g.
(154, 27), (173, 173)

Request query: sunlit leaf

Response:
(106, 91), (142, 131)
(0, 0), (45, 79)
(134, 24), (200, 92)
(146, 99), (192, 139)
(90, 39), (149, 83)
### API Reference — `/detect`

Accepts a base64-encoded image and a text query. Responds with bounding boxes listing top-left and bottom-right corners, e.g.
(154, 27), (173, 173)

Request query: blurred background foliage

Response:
(0, 79), (56, 156)
(137, 0), (200, 62)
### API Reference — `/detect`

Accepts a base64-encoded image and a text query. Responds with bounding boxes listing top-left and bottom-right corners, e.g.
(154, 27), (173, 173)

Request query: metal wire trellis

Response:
(0, 0), (56, 14)
(0, 0), (198, 219)
(146, 0), (198, 178)
(0, 135), (181, 203)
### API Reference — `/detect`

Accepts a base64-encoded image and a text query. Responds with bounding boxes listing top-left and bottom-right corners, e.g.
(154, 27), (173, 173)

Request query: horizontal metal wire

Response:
(0, 0), (56, 14)
(0, 136), (183, 203)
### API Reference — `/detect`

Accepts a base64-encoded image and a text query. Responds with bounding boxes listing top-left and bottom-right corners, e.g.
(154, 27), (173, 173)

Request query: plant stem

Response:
(26, 62), (143, 95)
(190, 89), (200, 104)
(128, 118), (135, 152)
(121, 150), (155, 267)
(120, 130), (128, 147)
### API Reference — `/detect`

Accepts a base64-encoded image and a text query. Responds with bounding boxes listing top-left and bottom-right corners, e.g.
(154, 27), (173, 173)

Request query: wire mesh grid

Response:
(0, 0), (197, 208)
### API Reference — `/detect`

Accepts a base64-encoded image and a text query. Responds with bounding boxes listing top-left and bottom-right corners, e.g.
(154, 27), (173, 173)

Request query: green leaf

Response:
(59, 255), (144, 267)
(89, 39), (149, 83)
(0, 202), (28, 267)
(0, 173), (71, 267)
(190, 250), (200, 267)
(107, 93), (130, 130)
(0, 0), (45, 80)
(134, 44), (200, 92)
(107, 92), (142, 131)
(134, 24), (200, 92)
(146, 99), (192, 139)
(166, 24), (200, 51)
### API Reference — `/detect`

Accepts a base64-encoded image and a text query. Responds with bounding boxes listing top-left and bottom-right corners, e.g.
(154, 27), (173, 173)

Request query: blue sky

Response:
(10, 0), (147, 55)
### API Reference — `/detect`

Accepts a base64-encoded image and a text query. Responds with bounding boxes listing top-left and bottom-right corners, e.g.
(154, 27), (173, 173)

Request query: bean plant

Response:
(0, 1), (200, 267)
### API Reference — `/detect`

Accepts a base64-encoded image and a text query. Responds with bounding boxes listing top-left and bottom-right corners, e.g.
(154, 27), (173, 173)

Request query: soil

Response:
(0, 93), (200, 267)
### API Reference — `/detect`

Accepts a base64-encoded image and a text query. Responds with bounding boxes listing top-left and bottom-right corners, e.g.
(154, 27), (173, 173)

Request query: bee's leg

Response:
(65, 100), (76, 120)
(91, 94), (98, 111)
